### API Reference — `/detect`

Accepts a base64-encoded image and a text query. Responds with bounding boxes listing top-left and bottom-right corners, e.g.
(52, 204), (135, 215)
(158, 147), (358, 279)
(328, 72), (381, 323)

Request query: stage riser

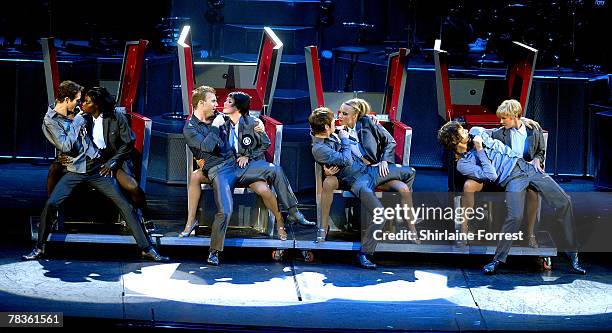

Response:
(148, 131), (187, 185)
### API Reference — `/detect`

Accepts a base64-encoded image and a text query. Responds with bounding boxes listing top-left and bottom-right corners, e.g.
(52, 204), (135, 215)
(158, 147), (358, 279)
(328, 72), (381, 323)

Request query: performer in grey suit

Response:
(310, 107), (416, 269)
(438, 120), (585, 275)
(460, 99), (545, 247)
(184, 89), (313, 266)
(24, 81), (168, 262)
(319, 98), (418, 243)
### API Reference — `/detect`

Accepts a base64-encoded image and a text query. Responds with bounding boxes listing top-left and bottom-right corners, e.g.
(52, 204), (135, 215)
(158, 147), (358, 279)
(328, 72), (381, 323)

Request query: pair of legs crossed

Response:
(320, 164), (418, 240)
(183, 161), (288, 240)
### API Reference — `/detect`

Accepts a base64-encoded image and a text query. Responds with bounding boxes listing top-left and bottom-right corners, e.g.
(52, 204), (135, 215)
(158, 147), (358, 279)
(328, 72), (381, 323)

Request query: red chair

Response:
(116, 40), (152, 192)
(305, 45), (413, 230)
(434, 39), (538, 128)
(435, 40), (552, 258)
(179, 25), (285, 237)
(37, 38), (153, 240)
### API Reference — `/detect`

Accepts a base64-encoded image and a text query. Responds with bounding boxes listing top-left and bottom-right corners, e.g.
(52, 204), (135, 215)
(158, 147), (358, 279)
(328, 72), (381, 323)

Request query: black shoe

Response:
(22, 247), (44, 260)
(207, 250), (220, 266)
(566, 252), (586, 275)
(357, 253), (377, 269)
(141, 247), (169, 262)
(483, 260), (502, 275)
(287, 211), (315, 226)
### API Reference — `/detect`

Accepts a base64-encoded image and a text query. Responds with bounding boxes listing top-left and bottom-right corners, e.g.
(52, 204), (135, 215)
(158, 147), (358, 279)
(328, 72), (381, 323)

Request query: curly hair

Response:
(85, 86), (116, 117)
(308, 107), (334, 135)
(438, 121), (464, 152)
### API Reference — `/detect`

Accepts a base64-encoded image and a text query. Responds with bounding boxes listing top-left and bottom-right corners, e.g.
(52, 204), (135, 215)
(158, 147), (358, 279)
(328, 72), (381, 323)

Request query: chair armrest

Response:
(128, 112), (151, 192)
(392, 120), (412, 166)
(259, 114), (283, 165)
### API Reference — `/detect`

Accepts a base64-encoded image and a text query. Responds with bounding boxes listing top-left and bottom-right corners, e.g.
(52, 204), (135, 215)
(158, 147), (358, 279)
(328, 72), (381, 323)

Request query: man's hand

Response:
(367, 113), (380, 125)
(100, 163), (114, 177)
(323, 165), (339, 176)
(255, 118), (265, 133)
(57, 154), (72, 166)
(529, 158), (545, 174)
(73, 113), (86, 127)
(196, 159), (205, 169)
(522, 117), (542, 131)
(473, 135), (483, 151)
(212, 114), (225, 128)
(74, 105), (84, 116)
(338, 129), (349, 140)
(237, 156), (249, 168)
(378, 160), (389, 178)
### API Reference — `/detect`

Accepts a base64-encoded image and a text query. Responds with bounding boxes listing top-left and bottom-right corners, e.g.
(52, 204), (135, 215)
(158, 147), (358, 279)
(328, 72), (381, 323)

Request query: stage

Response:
(1, 0), (611, 330)
(1, 244), (611, 330)
(1, 161), (611, 330)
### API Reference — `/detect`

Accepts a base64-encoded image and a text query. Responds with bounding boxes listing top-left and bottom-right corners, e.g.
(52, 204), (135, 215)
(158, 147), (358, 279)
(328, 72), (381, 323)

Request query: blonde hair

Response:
(342, 98), (371, 119)
(496, 99), (522, 118)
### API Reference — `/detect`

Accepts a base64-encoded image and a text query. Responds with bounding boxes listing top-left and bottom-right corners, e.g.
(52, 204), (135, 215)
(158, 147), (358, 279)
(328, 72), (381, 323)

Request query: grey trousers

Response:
(350, 164), (416, 254)
(38, 171), (151, 250)
(209, 159), (298, 251)
(494, 159), (577, 262)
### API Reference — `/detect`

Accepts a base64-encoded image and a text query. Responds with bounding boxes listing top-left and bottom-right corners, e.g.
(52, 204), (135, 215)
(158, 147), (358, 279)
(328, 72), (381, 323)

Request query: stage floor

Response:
(0, 244), (611, 330)
(1, 162), (611, 330)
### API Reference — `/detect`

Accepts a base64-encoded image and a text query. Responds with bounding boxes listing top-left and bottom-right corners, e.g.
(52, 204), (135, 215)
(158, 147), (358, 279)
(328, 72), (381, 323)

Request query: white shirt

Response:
(93, 114), (106, 149)
(345, 125), (363, 158)
(509, 122), (528, 158)
(347, 125), (359, 142)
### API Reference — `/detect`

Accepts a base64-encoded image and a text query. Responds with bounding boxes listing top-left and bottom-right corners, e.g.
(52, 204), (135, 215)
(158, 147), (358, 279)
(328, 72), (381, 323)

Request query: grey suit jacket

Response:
(226, 115), (270, 161)
(353, 116), (396, 164)
(490, 118), (545, 166)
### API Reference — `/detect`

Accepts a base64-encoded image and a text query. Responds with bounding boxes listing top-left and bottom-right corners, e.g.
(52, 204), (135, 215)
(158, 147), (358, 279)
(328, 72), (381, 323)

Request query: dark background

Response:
(0, 0), (610, 180)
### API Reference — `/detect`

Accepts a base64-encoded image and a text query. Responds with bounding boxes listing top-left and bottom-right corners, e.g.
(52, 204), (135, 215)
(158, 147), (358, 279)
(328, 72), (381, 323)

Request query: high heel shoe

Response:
(528, 234), (539, 248)
(276, 225), (288, 241)
(316, 225), (330, 243)
(179, 219), (199, 237)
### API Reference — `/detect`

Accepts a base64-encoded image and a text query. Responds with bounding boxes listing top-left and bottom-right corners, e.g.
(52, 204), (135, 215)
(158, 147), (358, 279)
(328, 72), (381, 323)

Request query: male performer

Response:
(184, 86), (313, 265)
(460, 99), (545, 247)
(319, 98), (418, 242)
(23, 80), (168, 262)
(309, 107), (416, 269)
(437, 121), (585, 275)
